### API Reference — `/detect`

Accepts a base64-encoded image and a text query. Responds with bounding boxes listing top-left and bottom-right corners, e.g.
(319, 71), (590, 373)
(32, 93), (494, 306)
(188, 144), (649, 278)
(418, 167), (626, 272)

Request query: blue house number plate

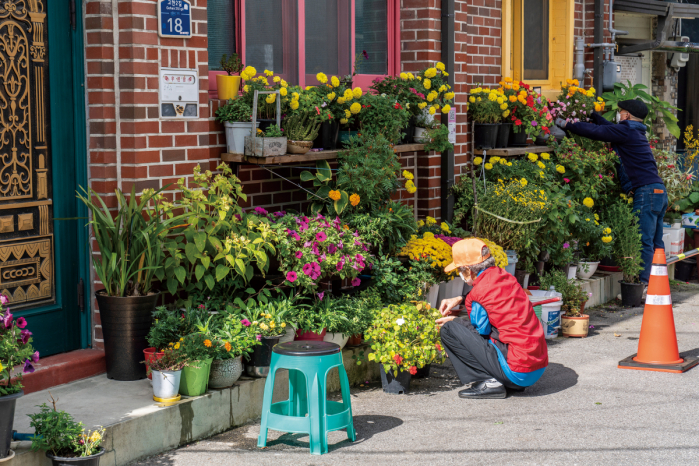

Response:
(158, 0), (192, 38)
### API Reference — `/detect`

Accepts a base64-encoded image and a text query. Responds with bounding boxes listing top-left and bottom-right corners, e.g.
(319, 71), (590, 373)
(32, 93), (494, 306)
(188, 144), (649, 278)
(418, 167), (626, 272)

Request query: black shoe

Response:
(458, 379), (507, 399)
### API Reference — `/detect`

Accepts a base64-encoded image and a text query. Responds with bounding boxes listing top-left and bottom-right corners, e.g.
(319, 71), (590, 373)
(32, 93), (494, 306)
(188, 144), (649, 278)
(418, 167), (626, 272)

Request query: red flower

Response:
(543, 127), (550, 134)
(515, 119), (522, 126)
(409, 366), (417, 375)
(435, 343), (442, 352)
(393, 354), (403, 365)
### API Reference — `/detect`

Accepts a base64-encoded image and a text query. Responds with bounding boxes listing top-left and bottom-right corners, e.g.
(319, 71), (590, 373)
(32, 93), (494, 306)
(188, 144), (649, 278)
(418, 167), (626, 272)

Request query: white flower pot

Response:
(563, 263), (578, 280)
(414, 127), (428, 143)
(224, 121), (259, 155)
(323, 332), (349, 349)
(576, 261), (600, 280)
(152, 370), (182, 399)
(208, 356), (243, 389)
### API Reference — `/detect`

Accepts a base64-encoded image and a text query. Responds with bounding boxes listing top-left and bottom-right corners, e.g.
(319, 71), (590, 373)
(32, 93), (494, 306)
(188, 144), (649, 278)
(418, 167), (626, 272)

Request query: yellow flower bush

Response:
(326, 92), (335, 100)
(331, 76), (340, 87)
(440, 222), (450, 233)
(400, 72), (408, 80)
(583, 197), (594, 208)
(426, 216), (436, 226)
(399, 233), (457, 277)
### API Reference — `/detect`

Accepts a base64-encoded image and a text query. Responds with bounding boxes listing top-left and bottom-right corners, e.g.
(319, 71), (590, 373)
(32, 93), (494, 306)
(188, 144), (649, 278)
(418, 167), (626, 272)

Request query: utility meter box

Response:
(159, 67), (199, 118)
(602, 60), (619, 92)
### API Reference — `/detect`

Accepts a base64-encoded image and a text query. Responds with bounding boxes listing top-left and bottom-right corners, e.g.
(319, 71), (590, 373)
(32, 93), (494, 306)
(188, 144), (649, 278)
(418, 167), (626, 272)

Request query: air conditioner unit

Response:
(670, 36), (690, 69)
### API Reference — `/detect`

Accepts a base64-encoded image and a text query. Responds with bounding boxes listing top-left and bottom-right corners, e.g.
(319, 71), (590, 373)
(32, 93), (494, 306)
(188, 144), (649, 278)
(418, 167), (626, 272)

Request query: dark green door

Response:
(0, 0), (89, 356)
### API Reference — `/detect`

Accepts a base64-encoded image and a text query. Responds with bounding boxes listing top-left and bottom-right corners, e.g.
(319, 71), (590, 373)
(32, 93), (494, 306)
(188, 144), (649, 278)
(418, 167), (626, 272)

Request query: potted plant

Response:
(238, 299), (287, 377)
(539, 270), (590, 337)
(147, 346), (187, 401)
(365, 302), (445, 394)
(245, 123), (288, 157)
(77, 186), (181, 381)
(215, 97), (257, 156)
(208, 314), (257, 389)
(608, 201), (645, 307)
(178, 330), (216, 396)
(217, 53), (244, 100)
(28, 399), (106, 465)
(0, 299), (38, 460)
(323, 295), (374, 350)
(283, 112), (321, 155)
(468, 86), (506, 149)
(413, 110), (433, 143)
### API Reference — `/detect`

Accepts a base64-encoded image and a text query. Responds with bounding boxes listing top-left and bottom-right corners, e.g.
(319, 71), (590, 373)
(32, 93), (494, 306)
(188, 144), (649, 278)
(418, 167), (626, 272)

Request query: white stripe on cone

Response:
(650, 265), (668, 276)
(646, 294), (672, 305)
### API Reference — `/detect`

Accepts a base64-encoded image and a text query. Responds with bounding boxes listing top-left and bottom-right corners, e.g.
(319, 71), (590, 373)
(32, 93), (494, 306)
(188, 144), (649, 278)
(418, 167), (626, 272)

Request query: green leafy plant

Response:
(606, 201), (643, 283)
(344, 201), (417, 255)
(233, 297), (292, 337)
(369, 256), (436, 305)
(29, 399), (105, 458)
(146, 305), (210, 351)
(423, 123), (454, 153)
(354, 93), (411, 143)
(539, 269), (589, 316)
(282, 112), (321, 141)
(326, 294), (376, 337)
(214, 98), (253, 123)
(300, 160), (348, 215)
(220, 53), (243, 75)
(210, 312), (259, 359)
(601, 80), (681, 138)
(365, 301), (445, 375)
(147, 345), (188, 372)
(654, 148), (694, 212)
(468, 87), (505, 123)
(261, 124), (283, 138)
(0, 301), (38, 396)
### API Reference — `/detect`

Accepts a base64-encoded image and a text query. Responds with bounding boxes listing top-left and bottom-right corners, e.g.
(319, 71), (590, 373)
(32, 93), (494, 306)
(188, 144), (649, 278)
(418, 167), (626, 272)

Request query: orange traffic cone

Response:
(618, 248), (699, 373)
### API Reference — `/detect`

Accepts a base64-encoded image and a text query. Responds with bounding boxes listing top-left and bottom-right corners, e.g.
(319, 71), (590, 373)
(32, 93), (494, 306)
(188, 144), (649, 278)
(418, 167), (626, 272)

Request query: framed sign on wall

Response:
(157, 0), (192, 39)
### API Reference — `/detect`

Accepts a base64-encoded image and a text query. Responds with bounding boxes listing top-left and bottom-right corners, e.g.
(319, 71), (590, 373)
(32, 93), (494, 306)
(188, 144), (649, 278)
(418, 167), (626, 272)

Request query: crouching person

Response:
(436, 239), (548, 399)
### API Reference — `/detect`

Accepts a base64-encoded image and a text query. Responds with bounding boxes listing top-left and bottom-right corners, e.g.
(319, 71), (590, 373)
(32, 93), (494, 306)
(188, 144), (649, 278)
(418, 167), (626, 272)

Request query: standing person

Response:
(557, 99), (667, 290)
(436, 239), (548, 399)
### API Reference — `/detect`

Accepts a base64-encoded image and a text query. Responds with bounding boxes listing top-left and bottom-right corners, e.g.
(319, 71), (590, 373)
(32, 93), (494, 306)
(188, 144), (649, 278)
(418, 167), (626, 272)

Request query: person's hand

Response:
(436, 316), (456, 328)
(438, 296), (463, 316)
(555, 118), (567, 129)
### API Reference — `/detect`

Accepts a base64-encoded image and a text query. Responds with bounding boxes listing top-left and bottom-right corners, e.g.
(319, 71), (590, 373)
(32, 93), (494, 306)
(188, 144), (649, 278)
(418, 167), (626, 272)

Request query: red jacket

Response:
(464, 266), (548, 372)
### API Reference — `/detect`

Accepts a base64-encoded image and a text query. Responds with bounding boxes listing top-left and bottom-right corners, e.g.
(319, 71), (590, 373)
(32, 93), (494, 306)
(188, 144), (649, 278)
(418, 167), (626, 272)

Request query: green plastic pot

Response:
(179, 358), (213, 397)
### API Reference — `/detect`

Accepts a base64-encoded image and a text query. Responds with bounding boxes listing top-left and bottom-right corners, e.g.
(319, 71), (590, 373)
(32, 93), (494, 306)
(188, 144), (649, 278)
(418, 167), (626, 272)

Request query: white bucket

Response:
(528, 290), (563, 339)
(224, 121), (260, 155)
(504, 250), (518, 276)
(663, 226), (685, 256)
(152, 370), (182, 399)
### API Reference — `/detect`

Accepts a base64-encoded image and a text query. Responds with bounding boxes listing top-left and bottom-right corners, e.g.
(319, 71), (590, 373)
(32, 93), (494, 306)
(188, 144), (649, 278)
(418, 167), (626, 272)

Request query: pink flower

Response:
(254, 206), (268, 215)
(311, 262), (321, 273)
(256, 335), (262, 341)
(19, 329), (32, 344)
(0, 295), (7, 305)
(563, 178), (570, 183)
(598, 174), (603, 179)
(328, 244), (336, 254)
(563, 242), (570, 249)
(295, 251), (303, 259)
(336, 260), (344, 271)
(351, 277), (361, 287)
(531, 121), (538, 127)
(316, 231), (327, 242)
(2, 310), (13, 329)
(317, 292), (325, 301)
(16, 316), (27, 329)
(286, 271), (298, 283)
(302, 264), (313, 276)
(299, 223), (308, 233)
(31, 351), (39, 363)
(241, 318), (252, 327)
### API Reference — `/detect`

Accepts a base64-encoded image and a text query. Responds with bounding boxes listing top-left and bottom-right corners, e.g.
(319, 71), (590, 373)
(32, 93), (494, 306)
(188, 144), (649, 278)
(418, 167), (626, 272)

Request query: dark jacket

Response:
(463, 267), (548, 372)
(566, 113), (663, 192)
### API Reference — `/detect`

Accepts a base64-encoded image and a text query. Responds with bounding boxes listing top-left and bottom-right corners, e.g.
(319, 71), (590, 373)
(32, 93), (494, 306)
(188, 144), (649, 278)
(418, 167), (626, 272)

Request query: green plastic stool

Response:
(257, 340), (356, 455)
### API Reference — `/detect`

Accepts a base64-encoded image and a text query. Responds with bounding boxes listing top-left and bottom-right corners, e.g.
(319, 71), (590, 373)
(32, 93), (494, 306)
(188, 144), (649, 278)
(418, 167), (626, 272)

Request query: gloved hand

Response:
(555, 118), (567, 129)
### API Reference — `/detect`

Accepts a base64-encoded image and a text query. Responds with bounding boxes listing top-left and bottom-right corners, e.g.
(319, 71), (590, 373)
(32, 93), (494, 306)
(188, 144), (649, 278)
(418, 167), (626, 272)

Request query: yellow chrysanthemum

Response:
(264, 69), (273, 76)
(537, 161), (545, 169)
(473, 157), (483, 166)
(502, 110), (510, 118)
(290, 100), (299, 110)
(426, 217), (437, 226)
(528, 153), (538, 162)
(353, 87), (363, 98)
(326, 92), (335, 101)
(329, 190), (341, 201)
(602, 236), (612, 243)
(556, 165), (565, 174)
(469, 96), (476, 103)
(424, 68), (438, 78)
(340, 118), (348, 124)
(429, 107), (436, 115)
(445, 92), (455, 100)
(540, 152), (550, 160)
(337, 97), (346, 105)
(440, 222), (450, 232)
(485, 163), (493, 170)
(500, 103), (508, 110)
(603, 227), (612, 234)
(400, 72), (408, 80)
(442, 104), (451, 113)
(279, 87), (287, 97)
(488, 93), (498, 102)
(423, 78), (432, 89)
(273, 76), (281, 83)
(583, 197), (594, 208)
(418, 102), (427, 109)
(436, 62), (446, 71)
(265, 94), (276, 104)
(520, 178), (528, 187)
(350, 194), (360, 206)
(316, 72), (328, 83)
(243, 85), (250, 93)
(350, 102), (361, 114)
(403, 170), (414, 180)
(331, 76), (340, 87)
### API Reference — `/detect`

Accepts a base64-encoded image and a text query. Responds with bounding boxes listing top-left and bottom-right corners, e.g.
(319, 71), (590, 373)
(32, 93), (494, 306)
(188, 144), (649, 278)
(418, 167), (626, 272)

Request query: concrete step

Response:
(7, 345), (377, 466)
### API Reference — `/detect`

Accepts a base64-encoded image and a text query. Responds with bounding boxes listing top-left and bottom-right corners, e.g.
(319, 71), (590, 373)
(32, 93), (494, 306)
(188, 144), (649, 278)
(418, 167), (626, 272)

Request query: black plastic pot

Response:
(245, 335), (280, 377)
(401, 121), (416, 144)
(0, 390), (22, 459)
(379, 365), (412, 394)
(600, 256), (617, 267)
(257, 118), (276, 133)
(620, 281), (644, 308)
(413, 364), (431, 379)
(534, 133), (551, 146)
(674, 259), (695, 282)
(47, 448), (105, 466)
(509, 129), (528, 147)
(473, 123), (499, 150)
(96, 291), (159, 381)
(495, 123), (512, 148)
(313, 121), (339, 150)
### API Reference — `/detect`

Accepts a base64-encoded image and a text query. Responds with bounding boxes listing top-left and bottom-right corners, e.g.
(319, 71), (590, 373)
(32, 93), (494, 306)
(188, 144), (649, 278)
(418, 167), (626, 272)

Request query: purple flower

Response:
(304, 241), (312, 248)
(302, 264), (313, 276)
(563, 242), (570, 249)
(311, 262), (321, 273)
(531, 121), (538, 127)
(0, 295), (7, 305)
(287, 229), (301, 241)
(274, 211), (286, 217)
(336, 260), (344, 271)
(338, 241), (344, 249)
(23, 359), (35, 374)
(354, 240), (361, 247)
(241, 318), (252, 327)
(316, 231), (327, 242)
(234, 214), (242, 221)
(355, 254), (365, 262)
(16, 317), (27, 329)
(582, 104), (586, 108)
(351, 277), (361, 287)
(362, 49), (369, 60)
(316, 213), (325, 220)
(254, 206), (268, 215)
(31, 351), (39, 363)
(362, 245), (368, 252)
(353, 231), (359, 237)
(328, 244), (337, 254)
(2, 310), (13, 329)
(598, 174), (603, 179)
(299, 223), (308, 233)
(19, 329), (32, 344)
(286, 271), (298, 283)
(317, 292), (325, 301)
(302, 216), (310, 224)
(295, 251), (303, 259)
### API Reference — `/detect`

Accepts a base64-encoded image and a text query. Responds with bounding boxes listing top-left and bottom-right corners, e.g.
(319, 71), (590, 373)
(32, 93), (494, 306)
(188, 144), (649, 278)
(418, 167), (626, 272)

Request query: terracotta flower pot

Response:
(346, 334), (363, 346)
(294, 328), (327, 341)
(561, 314), (589, 338)
(287, 140), (313, 154)
(143, 347), (165, 380)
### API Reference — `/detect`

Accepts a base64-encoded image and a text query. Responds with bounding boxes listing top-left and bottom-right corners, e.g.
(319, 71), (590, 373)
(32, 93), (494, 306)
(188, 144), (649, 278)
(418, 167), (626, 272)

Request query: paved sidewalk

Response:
(132, 285), (699, 466)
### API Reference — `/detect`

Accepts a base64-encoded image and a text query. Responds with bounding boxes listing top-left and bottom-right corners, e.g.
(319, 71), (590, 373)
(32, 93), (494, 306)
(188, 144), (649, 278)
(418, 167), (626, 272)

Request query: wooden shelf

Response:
(221, 143), (426, 165)
(473, 145), (552, 156)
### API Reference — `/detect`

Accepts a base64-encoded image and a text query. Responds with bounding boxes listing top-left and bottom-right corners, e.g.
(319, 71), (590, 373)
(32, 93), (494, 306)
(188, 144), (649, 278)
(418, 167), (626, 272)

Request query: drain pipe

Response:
(608, 0), (628, 62)
(440, 0), (455, 222)
(574, 38), (585, 81)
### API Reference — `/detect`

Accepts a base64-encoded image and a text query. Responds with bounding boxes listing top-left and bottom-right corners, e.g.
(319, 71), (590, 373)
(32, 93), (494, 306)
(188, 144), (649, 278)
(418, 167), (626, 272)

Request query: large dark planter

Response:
(245, 335), (280, 377)
(47, 448), (105, 466)
(96, 291), (159, 381)
(495, 123), (512, 148)
(413, 364), (431, 379)
(0, 390), (23, 459)
(257, 118), (276, 133)
(620, 281), (644, 308)
(379, 365), (412, 394)
(313, 121), (339, 150)
(509, 129), (528, 147)
(473, 123), (499, 150)
(674, 259), (695, 282)
(401, 120), (416, 144)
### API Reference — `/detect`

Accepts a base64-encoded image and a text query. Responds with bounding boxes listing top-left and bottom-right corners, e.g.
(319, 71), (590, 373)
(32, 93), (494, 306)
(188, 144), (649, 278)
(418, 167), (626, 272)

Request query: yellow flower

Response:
(280, 87), (287, 97)
(539, 171), (545, 178)
(350, 194), (360, 206)
(405, 180), (415, 190)
(340, 118), (348, 124)
(417, 220), (425, 227)
(281, 80), (288, 87)
(490, 156), (500, 163)
(513, 83), (520, 91)
(265, 94), (276, 104)
(436, 62), (446, 71)
(488, 93), (497, 102)
(316, 72), (328, 83)
(423, 232), (435, 239)
(259, 323), (268, 331)
(583, 197), (594, 208)
(602, 236), (612, 243)
(540, 152), (550, 160)
(440, 222), (450, 232)
(290, 100), (299, 110)
(331, 76), (340, 87)
(418, 102), (427, 109)
(537, 161), (545, 169)
(527, 153), (538, 162)
(281, 323), (286, 328)
(586, 218), (590, 222)
(473, 157), (483, 166)
(594, 214), (599, 221)
(443, 71), (449, 76)
(423, 78), (432, 89)
(0, 362), (3, 372)
(445, 92), (455, 100)
(441, 104), (451, 113)
(269, 321), (276, 328)
(343, 89), (354, 100)
(337, 97), (345, 105)
(174, 342), (180, 349)
(89, 431), (102, 443)
(502, 110), (510, 118)
(500, 103), (508, 110)
(204, 339), (212, 347)
(603, 227), (612, 234)
(243, 85), (250, 93)
(424, 67), (438, 78)
(469, 96), (476, 103)
(292, 92), (299, 100)
(243, 66), (257, 77)
(264, 69), (273, 76)
(327, 92), (336, 101)
(344, 109), (351, 118)
(520, 178), (528, 187)
(508, 95), (517, 103)
(556, 165), (565, 174)
(329, 190), (341, 201)
(400, 72), (408, 80)
(407, 72), (415, 79)
(485, 163), (493, 170)
(353, 87), (363, 98)
(273, 76), (281, 83)
(429, 107), (436, 115)
(224, 341), (232, 352)
(403, 170), (414, 180)
(350, 102), (361, 114)
(496, 97), (505, 105)
(426, 216), (436, 226)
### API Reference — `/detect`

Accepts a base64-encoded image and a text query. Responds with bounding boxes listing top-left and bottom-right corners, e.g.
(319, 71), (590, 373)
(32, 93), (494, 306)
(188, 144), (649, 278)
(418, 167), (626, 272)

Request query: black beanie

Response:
(618, 99), (649, 120)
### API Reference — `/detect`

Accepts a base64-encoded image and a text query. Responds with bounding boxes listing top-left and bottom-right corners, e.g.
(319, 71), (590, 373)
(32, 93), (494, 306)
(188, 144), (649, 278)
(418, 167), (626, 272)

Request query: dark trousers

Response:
(632, 183), (668, 283)
(440, 319), (520, 389)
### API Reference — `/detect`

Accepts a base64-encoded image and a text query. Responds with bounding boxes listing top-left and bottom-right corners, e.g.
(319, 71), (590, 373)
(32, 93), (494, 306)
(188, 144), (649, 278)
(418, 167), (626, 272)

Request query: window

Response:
(208, 0), (400, 97)
(503, 0), (573, 95)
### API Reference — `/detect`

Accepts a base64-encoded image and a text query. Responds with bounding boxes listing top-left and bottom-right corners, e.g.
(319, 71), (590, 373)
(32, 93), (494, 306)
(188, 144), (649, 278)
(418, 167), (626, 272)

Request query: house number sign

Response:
(158, 0), (192, 39)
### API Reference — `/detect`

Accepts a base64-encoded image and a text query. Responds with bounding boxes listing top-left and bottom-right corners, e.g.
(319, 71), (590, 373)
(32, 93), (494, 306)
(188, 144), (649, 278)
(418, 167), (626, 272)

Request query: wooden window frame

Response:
(209, 0), (401, 99)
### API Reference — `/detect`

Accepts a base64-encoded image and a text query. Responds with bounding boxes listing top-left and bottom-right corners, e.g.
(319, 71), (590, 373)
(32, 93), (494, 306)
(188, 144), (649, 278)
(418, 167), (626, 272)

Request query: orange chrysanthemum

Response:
(224, 341), (232, 352)
(204, 339), (212, 348)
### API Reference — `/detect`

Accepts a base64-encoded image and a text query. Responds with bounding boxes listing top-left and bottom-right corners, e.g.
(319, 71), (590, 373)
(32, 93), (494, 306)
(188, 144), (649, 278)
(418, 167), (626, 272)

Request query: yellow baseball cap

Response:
(444, 238), (490, 272)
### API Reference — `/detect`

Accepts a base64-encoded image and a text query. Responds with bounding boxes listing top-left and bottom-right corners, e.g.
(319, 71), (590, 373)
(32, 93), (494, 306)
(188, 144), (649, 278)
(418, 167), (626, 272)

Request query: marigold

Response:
(331, 76), (340, 87)
(273, 76), (281, 83)
(484, 163), (493, 170)
(403, 170), (414, 180)
(423, 78), (432, 89)
(174, 342), (180, 349)
(400, 72), (408, 80)
(343, 89), (354, 100)
(316, 72), (328, 83)
(540, 152), (550, 160)
(350, 194), (360, 206)
(204, 339), (212, 347)
(264, 69), (273, 76)
(442, 104), (451, 113)
(537, 161), (545, 169)
(429, 107), (436, 115)
(424, 67), (438, 78)
(265, 94), (276, 104)
(418, 102), (428, 109)
(280, 87), (288, 97)
(290, 100), (299, 110)
(340, 118), (348, 124)
(502, 110), (510, 118)
(583, 197), (594, 208)
(436, 62), (446, 71)
(440, 222), (450, 233)
(329, 190), (342, 201)
(224, 341), (232, 352)
(327, 92), (336, 101)
(473, 156), (483, 165)
(344, 109), (351, 118)
(527, 153), (538, 162)
(350, 102), (361, 114)
(469, 96), (476, 103)
(353, 87), (363, 98)
(603, 227), (612, 234)
(520, 178), (528, 187)
(602, 236), (612, 243)
(445, 92), (455, 100)
(426, 216), (437, 226)
(556, 165), (565, 174)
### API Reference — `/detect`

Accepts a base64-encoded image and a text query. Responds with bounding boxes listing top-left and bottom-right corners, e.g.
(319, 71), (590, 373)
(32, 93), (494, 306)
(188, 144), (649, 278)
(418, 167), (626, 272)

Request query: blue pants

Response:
(632, 183), (668, 283)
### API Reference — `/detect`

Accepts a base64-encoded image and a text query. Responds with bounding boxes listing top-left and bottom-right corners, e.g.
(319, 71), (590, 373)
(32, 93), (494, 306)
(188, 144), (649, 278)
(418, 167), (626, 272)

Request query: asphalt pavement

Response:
(131, 283), (699, 466)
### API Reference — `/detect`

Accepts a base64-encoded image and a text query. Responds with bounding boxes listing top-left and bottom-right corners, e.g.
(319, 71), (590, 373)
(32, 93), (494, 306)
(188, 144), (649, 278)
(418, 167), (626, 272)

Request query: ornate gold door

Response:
(0, 0), (54, 309)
